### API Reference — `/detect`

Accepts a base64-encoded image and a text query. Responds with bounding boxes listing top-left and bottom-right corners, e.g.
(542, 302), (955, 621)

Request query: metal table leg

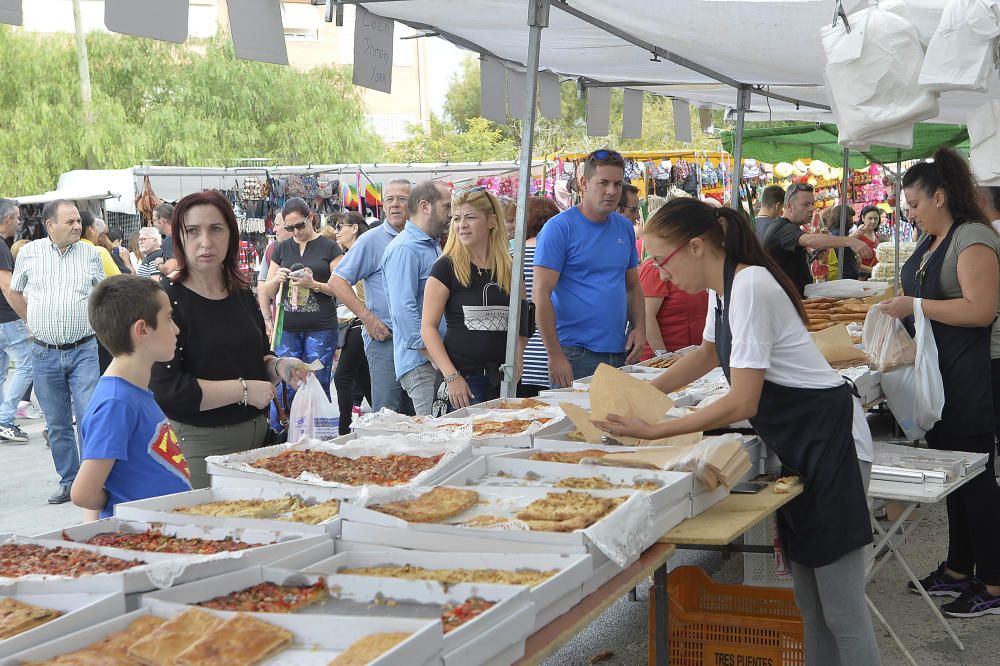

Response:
(653, 563), (669, 665)
(869, 501), (965, 651)
(866, 594), (919, 666)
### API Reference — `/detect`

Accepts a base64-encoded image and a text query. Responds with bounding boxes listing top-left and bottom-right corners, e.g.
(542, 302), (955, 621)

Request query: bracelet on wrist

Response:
(654, 349), (668, 357)
(238, 377), (248, 406)
(443, 372), (461, 385)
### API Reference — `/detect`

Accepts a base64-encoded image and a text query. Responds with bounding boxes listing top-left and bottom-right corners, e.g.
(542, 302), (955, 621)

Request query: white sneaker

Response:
(16, 401), (42, 419)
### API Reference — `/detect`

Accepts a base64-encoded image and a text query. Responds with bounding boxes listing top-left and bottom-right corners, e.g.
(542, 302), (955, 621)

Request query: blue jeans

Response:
(0, 320), (33, 426)
(364, 337), (413, 415)
(270, 328), (338, 432)
(399, 362), (437, 416)
(563, 346), (626, 383)
(29, 337), (100, 488)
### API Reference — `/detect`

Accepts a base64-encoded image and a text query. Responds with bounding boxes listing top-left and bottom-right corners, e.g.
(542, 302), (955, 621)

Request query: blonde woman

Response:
(421, 187), (527, 410)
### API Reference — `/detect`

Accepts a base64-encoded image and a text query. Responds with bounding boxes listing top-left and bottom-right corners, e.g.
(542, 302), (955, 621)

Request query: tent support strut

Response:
(502, 0), (549, 399)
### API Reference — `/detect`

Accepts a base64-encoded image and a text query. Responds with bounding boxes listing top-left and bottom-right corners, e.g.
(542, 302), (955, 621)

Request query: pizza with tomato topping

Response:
(81, 531), (258, 554)
(0, 543), (143, 578)
(197, 579), (328, 613)
(250, 450), (443, 485)
(440, 597), (496, 634)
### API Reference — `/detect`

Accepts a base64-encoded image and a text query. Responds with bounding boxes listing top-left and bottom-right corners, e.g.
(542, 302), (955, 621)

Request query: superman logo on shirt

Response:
(148, 421), (191, 481)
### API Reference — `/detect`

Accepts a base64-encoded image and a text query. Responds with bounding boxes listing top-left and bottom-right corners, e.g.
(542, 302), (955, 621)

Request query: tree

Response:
(0, 27), (383, 195)
(385, 116), (518, 163)
(435, 56), (722, 157)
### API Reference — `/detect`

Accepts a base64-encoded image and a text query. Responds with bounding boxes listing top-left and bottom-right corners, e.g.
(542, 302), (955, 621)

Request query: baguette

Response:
(830, 313), (867, 321)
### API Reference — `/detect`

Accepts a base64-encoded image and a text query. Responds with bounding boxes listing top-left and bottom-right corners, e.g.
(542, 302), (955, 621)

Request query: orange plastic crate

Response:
(648, 566), (805, 666)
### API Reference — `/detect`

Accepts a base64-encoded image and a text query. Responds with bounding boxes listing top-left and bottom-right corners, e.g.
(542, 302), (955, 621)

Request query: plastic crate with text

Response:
(648, 566), (804, 666)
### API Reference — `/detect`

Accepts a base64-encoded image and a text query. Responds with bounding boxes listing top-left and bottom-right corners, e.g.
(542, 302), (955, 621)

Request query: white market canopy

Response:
(355, 0), (998, 124)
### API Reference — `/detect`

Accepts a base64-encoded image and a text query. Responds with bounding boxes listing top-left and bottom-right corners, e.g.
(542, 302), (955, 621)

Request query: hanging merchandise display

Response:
(822, 0), (940, 149)
(918, 0), (1000, 93)
(968, 100), (1000, 185)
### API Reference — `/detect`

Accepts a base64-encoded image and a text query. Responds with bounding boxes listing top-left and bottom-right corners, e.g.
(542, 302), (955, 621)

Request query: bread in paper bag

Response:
(811, 325), (869, 365)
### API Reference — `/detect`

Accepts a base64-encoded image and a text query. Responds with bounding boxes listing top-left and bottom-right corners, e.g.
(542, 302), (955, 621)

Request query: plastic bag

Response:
(287, 374), (340, 443)
(862, 306), (917, 371)
(878, 299), (944, 440)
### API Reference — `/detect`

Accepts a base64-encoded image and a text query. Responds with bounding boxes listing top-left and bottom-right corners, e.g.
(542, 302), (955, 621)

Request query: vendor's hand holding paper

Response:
(565, 364), (701, 446)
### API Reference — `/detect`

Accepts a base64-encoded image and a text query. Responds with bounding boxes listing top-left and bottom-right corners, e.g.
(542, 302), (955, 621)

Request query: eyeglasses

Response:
(784, 183), (815, 203)
(283, 222), (307, 232)
(620, 205), (640, 215)
(654, 242), (688, 272)
(334, 223), (356, 231)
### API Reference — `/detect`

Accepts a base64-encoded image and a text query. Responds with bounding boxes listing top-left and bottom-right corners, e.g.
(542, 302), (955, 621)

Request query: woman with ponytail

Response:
(597, 198), (879, 665)
(880, 147), (1000, 618)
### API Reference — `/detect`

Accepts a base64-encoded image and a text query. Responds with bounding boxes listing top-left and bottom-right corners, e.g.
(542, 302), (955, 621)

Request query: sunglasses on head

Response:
(283, 221), (307, 232)
(455, 185), (489, 197)
(587, 149), (624, 164)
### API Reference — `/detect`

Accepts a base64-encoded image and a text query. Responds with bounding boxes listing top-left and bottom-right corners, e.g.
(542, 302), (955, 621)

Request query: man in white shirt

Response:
(8, 200), (105, 504)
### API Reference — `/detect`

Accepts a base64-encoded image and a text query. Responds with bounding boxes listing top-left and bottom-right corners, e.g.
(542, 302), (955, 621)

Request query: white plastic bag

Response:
(879, 299), (944, 440)
(862, 306), (917, 372)
(288, 374), (340, 443)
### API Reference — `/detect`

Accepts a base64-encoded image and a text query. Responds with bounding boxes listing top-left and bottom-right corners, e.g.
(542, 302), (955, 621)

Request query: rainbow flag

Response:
(364, 182), (382, 208)
(340, 182), (359, 210)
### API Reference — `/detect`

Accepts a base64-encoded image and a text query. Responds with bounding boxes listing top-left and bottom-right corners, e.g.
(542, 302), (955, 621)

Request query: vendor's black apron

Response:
(900, 223), (994, 442)
(715, 260), (872, 567)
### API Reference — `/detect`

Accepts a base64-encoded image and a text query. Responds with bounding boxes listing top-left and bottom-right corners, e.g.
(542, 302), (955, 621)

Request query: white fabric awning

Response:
(359, 0), (999, 124)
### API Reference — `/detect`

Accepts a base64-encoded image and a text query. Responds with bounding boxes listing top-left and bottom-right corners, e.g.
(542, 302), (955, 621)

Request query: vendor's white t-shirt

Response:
(703, 266), (873, 462)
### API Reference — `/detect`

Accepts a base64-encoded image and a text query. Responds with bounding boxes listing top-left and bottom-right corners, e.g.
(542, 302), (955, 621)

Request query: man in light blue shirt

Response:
(381, 181), (451, 415)
(533, 149), (645, 387)
(330, 179), (413, 414)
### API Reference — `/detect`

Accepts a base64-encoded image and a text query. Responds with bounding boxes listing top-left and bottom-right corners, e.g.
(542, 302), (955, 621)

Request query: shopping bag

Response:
(862, 305), (916, 372)
(879, 299), (944, 441)
(287, 374), (340, 443)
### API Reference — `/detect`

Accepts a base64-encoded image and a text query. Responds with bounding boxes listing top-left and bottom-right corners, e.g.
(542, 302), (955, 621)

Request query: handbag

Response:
(519, 299), (536, 337)
(265, 380), (291, 446)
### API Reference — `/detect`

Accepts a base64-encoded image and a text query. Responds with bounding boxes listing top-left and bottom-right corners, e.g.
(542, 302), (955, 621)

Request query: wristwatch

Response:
(443, 372), (461, 384)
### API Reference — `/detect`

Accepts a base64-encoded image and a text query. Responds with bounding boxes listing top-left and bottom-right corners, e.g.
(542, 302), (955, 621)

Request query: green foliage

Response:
(0, 26), (382, 195)
(432, 56), (722, 157)
(385, 116), (518, 162)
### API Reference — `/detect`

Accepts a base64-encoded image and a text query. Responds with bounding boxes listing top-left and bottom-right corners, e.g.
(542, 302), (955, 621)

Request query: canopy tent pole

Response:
(729, 85), (749, 213)
(837, 146), (850, 270)
(502, 0), (550, 399)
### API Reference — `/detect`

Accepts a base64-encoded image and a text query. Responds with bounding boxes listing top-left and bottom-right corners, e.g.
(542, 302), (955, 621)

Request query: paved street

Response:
(2, 405), (998, 664)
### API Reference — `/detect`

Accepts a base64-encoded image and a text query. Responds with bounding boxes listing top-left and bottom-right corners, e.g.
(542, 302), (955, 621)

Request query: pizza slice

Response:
(174, 497), (305, 519)
(284, 499), (340, 525)
(196, 580), (328, 613)
(440, 598), (496, 634)
(0, 597), (62, 640)
(521, 517), (591, 532)
(529, 450), (609, 464)
(327, 632), (411, 666)
(370, 487), (479, 523)
(127, 608), (224, 666)
(26, 616), (165, 665)
(515, 491), (617, 526)
(176, 614), (293, 666)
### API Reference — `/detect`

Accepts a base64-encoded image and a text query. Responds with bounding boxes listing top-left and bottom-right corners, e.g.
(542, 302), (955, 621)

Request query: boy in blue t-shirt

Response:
(71, 275), (191, 519)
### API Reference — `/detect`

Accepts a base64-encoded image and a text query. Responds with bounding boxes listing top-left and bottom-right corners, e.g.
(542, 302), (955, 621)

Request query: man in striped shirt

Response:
(8, 200), (105, 505)
(134, 227), (163, 279)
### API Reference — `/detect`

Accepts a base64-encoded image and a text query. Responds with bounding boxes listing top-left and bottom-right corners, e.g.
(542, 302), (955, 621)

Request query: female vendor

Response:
(597, 198), (880, 665)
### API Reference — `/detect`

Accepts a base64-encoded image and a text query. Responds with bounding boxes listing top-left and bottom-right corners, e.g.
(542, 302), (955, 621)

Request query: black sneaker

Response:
(942, 582), (1000, 618)
(908, 562), (978, 598)
(0, 423), (29, 443)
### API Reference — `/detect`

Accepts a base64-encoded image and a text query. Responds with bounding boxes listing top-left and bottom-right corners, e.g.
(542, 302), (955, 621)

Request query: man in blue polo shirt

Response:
(381, 181), (451, 415)
(330, 178), (414, 414)
(533, 149), (645, 386)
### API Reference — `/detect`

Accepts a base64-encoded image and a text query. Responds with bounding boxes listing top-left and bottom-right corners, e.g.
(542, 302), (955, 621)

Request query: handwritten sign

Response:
(353, 5), (394, 94)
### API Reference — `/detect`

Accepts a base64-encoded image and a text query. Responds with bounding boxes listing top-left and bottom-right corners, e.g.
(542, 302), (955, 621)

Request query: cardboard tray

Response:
(114, 487), (343, 536)
(438, 456), (694, 513)
(340, 486), (654, 566)
(353, 410), (573, 450)
(205, 435), (473, 489)
(0, 580), (125, 659)
(6, 605), (442, 666)
(303, 550), (591, 631)
(24, 521), (328, 593)
(141, 566), (534, 662)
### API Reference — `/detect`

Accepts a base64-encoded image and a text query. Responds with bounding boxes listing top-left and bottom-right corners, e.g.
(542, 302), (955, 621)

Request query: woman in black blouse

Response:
(151, 192), (310, 488)
(422, 187), (526, 410)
